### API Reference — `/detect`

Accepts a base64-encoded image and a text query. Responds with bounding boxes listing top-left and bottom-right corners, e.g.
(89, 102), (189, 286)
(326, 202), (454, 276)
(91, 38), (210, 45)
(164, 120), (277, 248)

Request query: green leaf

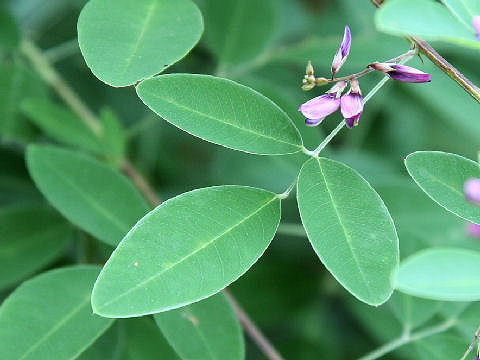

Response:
(136, 74), (303, 155)
(0, 266), (113, 360)
(0, 62), (47, 142)
(154, 293), (244, 360)
(396, 248), (480, 301)
(389, 292), (441, 329)
(0, 206), (71, 290)
(440, 0), (480, 30)
(26, 145), (149, 246)
(21, 98), (103, 154)
(0, 5), (20, 53)
(77, 322), (122, 360)
(77, 0), (203, 87)
(92, 185), (281, 317)
(375, 0), (480, 49)
(413, 333), (466, 359)
(122, 318), (179, 360)
(297, 158), (399, 306)
(405, 151), (480, 224)
(202, 0), (275, 67)
(99, 107), (126, 165)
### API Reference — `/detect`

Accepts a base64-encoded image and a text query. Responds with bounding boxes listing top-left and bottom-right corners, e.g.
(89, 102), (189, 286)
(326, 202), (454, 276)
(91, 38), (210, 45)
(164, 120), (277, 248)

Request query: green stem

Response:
(357, 319), (456, 360)
(20, 39), (102, 135)
(303, 55), (413, 158)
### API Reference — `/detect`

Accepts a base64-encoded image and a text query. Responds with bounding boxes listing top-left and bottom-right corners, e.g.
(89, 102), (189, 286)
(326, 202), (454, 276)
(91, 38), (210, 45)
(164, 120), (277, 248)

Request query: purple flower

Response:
(331, 25), (351, 77)
(468, 222), (480, 237)
(299, 94), (340, 126)
(465, 178), (480, 204)
(340, 79), (363, 128)
(369, 62), (431, 83)
(474, 16), (480, 41)
(474, 354), (479, 360)
(298, 81), (346, 126)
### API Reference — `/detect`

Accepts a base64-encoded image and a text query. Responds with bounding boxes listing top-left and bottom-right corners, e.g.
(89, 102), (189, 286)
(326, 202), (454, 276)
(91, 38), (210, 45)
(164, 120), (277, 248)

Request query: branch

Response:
(369, 0), (480, 104)
(22, 37), (284, 360)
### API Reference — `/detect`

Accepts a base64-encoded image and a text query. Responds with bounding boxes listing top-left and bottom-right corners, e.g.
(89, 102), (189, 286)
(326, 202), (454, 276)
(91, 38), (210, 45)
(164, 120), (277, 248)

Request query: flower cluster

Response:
(464, 178), (480, 237)
(299, 25), (431, 129)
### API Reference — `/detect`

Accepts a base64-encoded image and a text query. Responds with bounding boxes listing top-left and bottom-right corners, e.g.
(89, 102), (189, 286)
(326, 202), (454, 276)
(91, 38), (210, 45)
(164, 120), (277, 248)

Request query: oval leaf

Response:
(91, 185), (281, 317)
(0, 266), (113, 360)
(396, 248), (480, 301)
(154, 293), (244, 360)
(136, 74), (303, 155)
(441, 0), (480, 30)
(26, 145), (149, 246)
(297, 158), (399, 305)
(405, 151), (480, 224)
(0, 206), (71, 290)
(203, 0), (275, 67)
(375, 0), (480, 49)
(77, 0), (203, 87)
(123, 318), (179, 360)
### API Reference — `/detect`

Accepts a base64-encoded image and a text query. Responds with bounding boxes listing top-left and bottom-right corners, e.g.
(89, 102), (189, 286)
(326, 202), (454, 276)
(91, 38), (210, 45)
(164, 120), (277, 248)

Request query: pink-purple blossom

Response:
(340, 79), (363, 128)
(331, 25), (351, 77)
(370, 62), (431, 83)
(465, 178), (480, 204)
(298, 81), (346, 126)
(474, 16), (480, 41)
(468, 222), (480, 237)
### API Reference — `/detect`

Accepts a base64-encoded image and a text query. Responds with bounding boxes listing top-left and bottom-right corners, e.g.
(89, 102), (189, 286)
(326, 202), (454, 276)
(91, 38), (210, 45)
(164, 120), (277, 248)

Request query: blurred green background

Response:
(1, 0), (480, 358)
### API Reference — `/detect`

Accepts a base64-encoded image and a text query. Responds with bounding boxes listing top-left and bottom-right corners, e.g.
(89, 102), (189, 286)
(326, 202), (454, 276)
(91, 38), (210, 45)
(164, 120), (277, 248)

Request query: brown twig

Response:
(224, 290), (285, 360)
(22, 37), (284, 360)
(369, 0), (480, 104)
(121, 159), (162, 206)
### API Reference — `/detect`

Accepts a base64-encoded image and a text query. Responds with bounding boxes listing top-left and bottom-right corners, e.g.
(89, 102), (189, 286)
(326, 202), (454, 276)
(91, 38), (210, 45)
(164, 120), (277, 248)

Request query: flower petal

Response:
(465, 178), (480, 204)
(331, 25), (351, 75)
(298, 94), (340, 119)
(388, 64), (431, 83)
(340, 93), (364, 119)
(305, 118), (324, 127)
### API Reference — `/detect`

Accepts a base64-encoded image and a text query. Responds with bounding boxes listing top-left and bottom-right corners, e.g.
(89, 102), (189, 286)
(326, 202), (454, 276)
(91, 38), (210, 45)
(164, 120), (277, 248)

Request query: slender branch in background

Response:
(369, 0), (480, 104)
(121, 159), (162, 207)
(357, 318), (456, 360)
(20, 40), (102, 135)
(224, 290), (286, 360)
(44, 38), (80, 63)
(22, 37), (284, 360)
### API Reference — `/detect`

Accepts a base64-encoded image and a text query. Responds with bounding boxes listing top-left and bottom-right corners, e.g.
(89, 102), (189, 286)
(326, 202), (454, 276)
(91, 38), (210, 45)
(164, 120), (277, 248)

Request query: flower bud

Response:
(340, 79), (363, 128)
(369, 62), (431, 83)
(468, 222), (480, 237)
(306, 61), (314, 76)
(465, 178), (480, 204)
(331, 25), (351, 77)
(474, 16), (480, 41)
(327, 80), (347, 97)
(301, 83), (316, 91)
(314, 77), (329, 86)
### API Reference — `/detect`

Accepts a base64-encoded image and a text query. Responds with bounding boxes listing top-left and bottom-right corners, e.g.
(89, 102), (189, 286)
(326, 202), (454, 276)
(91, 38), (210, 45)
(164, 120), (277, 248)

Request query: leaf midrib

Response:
(316, 159), (373, 299)
(143, 90), (302, 150)
(96, 195), (278, 310)
(18, 295), (90, 360)
(36, 155), (129, 235)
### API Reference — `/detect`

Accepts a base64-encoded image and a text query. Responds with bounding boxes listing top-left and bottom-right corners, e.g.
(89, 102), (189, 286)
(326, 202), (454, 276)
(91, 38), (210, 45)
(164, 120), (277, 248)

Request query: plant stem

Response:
(224, 290), (285, 360)
(304, 54), (413, 158)
(358, 318), (456, 360)
(22, 37), (285, 360)
(328, 49), (415, 83)
(20, 39), (102, 135)
(369, 0), (480, 104)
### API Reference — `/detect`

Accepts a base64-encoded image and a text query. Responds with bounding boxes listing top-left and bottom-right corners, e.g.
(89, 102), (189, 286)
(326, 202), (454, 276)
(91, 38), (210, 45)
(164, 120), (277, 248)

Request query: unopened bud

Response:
(314, 77), (329, 86)
(306, 61), (314, 76)
(350, 78), (361, 95)
(302, 83), (316, 91)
